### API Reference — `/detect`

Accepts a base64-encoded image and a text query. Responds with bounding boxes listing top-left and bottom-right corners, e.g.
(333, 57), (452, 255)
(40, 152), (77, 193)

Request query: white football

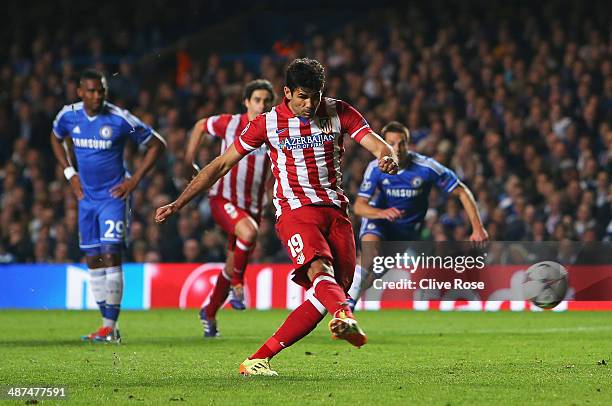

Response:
(522, 261), (569, 309)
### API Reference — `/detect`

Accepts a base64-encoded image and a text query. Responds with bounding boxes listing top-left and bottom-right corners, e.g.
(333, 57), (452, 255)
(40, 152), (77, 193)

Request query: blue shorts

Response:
(359, 218), (421, 241)
(78, 197), (129, 255)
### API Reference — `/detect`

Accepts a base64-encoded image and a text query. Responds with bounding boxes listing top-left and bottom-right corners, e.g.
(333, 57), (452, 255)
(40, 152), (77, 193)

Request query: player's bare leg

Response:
(228, 216), (258, 310)
(200, 253), (234, 337)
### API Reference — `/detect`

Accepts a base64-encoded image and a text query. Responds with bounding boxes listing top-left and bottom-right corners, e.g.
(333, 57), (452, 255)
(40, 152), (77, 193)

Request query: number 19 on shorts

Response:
(287, 233), (306, 264)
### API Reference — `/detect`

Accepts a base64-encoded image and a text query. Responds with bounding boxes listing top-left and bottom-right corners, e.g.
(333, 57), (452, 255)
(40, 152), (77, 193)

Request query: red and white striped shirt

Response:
(202, 113), (269, 217)
(233, 97), (372, 218)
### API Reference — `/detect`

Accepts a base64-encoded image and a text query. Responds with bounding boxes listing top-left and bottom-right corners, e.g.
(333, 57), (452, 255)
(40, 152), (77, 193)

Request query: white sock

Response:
(104, 266), (123, 328)
(347, 265), (363, 300)
(89, 267), (107, 320)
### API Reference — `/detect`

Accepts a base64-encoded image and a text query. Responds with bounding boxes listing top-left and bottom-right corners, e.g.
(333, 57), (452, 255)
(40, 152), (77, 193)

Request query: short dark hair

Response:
(381, 121), (410, 142)
(79, 69), (106, 82)
(79, 69), (108, 92)
(243, 79), (275, 101)
(285, 58), (325, 92)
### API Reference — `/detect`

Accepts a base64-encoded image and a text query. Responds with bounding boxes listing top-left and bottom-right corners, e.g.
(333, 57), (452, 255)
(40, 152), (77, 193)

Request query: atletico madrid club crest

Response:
(318, 116), (333, 135)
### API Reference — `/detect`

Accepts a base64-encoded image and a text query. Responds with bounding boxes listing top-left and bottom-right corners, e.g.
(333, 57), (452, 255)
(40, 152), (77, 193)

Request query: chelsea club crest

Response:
(411, 177), (423, 187)
(99, 125), (113, 139)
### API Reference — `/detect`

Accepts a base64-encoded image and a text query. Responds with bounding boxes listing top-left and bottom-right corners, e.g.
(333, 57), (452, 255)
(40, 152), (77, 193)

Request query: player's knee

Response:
(235, 216), (259, 242)
(101, 250), (122, 267)
(236, 221), (258, 243)
(307, 258), (333, 281)
(242, 226), (258, 244)
(86, 255), (104, 269)
(361, 233), (381, 243)
(100, 244), (122, 267)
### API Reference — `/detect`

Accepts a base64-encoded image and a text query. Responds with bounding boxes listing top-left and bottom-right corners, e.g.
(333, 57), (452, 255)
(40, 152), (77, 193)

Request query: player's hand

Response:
(110, 178), (138, 199)
(470, 227), (489, 242)
(69, 176), (84, 200)
(379, 155), (399, 174)
(155, 202), (179, 224)
(377, 207), (403, 221)
(470, 227), (489, 250)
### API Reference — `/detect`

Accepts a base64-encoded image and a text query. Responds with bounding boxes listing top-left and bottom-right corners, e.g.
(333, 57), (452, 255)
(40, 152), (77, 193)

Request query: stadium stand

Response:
(0, 1), (610, 263)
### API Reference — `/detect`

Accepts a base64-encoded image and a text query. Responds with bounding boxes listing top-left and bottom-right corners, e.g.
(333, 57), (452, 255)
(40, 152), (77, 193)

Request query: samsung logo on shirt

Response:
(73, 138), (113, 150)
(278, 133), (335, 150)
(385, 188), (422, 198)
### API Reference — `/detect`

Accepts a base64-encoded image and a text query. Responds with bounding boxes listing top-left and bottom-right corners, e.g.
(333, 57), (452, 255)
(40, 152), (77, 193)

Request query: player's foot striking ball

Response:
(329, 309), (367, 348)
(155, 58), (399, 375)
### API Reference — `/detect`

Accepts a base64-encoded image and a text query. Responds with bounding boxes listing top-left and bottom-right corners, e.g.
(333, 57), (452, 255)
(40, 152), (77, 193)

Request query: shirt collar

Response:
(83, 101), (108, 121)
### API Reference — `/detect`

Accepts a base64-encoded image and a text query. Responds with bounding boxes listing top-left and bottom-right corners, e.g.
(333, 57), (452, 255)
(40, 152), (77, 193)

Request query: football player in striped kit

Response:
(185, 80), (275, 337)
(156, 59), (398, 375)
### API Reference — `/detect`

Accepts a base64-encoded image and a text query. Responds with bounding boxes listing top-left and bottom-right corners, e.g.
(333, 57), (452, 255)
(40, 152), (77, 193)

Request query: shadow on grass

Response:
(0, 339), (92, 347)
(0, 335), (256, 347)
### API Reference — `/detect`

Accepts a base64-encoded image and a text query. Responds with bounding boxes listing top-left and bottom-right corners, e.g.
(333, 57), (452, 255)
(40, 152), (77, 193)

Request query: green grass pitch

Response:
(1, 309), (611, 405)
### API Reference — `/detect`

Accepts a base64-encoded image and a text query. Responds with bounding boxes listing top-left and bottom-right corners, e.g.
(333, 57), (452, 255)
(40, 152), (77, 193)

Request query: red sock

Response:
(204, 270), (231, 318)
(250, 299), (325, 359)
(312, 272), (354, 318)
(231, 238), (253, 286)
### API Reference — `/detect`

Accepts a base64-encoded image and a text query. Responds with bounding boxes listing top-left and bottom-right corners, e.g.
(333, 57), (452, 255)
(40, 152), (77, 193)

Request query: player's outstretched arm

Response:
(184, 118), (207, 178)
(358, 132), (399, 174)
(354, 196), (403, 221)
(452, 183), (489, 242)
(50, 132), (84, 200)
(111, 134), (166, 199)
(155, 144), (243, 223)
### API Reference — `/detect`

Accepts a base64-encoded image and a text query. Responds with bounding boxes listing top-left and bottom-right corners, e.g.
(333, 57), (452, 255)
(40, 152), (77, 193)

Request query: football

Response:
(522, 261), (569, 309)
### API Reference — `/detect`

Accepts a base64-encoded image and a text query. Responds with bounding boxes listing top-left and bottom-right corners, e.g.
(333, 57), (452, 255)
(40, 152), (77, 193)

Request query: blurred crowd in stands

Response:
(0, 1), (610, 264)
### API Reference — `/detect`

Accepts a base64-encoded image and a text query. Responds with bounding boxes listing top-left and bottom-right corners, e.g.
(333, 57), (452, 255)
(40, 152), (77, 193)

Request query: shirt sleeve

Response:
(52, 106), (71, 139)
(358, 161), (380, 199)
(233, 115), (267, 155)
(432, 160), (460, 195)
(337, 100), (372, 143)
(123, 109), (153, 145)
(203, 114), (232, 139)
